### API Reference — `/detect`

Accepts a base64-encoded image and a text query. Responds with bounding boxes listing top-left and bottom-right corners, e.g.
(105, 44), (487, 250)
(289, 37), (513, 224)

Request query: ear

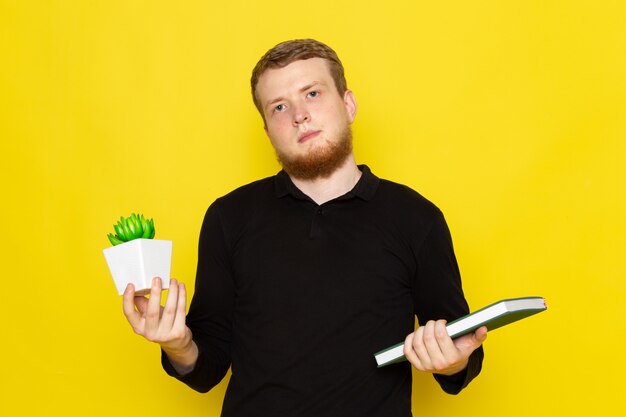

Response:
(343, 90), (357, 123)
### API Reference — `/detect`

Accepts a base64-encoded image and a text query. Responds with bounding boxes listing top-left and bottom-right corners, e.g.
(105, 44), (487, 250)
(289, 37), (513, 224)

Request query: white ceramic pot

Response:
(103, 239), (172, 295)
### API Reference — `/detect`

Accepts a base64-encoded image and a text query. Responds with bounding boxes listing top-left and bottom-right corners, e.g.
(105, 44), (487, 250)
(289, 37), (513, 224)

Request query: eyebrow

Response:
(264, 81), (326, 110)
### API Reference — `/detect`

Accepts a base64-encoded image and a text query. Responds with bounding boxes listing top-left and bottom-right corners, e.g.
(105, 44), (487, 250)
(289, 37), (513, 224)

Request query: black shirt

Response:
(162, 165), (483, 417)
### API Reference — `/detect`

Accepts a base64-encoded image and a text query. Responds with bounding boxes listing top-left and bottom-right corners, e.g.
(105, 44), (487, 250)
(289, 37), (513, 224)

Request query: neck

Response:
(289, 155), (362, 205)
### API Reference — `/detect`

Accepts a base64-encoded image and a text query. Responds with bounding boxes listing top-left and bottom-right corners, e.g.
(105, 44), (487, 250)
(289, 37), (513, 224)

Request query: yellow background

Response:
(1, 1), (624, 416)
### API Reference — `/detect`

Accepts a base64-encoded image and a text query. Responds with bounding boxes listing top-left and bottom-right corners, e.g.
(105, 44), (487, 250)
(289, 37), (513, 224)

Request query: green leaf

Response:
(107, 233), (124, 246)
(121, 218), (133, 241)
(114, 223), (127, 241)
(141, 217), (152, 238)
(135, 216), (145, 238)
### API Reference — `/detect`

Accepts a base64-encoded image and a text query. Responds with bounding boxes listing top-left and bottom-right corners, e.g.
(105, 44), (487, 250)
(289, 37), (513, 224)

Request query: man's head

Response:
(251, 39), (348, 122)
(251, 40), (357, 181)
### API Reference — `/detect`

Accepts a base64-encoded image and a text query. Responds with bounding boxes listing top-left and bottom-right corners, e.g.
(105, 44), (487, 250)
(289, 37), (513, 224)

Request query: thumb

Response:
(467, 326), (488, 350)
(133, 294), (150, 315)
(454, 326), (488, 354)
(473, 326), (488, 344)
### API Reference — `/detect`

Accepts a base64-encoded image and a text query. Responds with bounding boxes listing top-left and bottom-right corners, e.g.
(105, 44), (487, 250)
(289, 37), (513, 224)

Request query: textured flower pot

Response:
(103, 239), (172, 295)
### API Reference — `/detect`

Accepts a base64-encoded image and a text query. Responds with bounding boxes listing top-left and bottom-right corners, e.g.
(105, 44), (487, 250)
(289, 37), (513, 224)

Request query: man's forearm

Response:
(163, 339), (199, 376)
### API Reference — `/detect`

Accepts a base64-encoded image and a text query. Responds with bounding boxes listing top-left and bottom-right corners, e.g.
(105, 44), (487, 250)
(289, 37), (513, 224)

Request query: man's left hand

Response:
(403, 320), (487, 376)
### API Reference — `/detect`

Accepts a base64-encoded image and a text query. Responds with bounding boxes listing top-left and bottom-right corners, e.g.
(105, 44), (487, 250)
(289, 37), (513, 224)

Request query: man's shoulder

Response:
(207, 176), (275, 228)
(364, 173), (449, 244)
(215, 174), (277, 203)
(375, 177), (442, 217)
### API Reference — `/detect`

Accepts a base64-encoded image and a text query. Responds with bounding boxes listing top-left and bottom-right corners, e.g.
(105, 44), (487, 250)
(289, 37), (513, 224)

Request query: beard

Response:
(276, 125), (353, 181)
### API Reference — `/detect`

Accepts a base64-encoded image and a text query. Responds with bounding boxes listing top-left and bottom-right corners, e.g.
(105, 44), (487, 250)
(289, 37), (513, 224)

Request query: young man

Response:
(123, 39), (486, 417)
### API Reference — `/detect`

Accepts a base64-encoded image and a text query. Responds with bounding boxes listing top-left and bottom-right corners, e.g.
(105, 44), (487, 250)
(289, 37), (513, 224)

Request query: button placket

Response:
(309, 206), (325, 238)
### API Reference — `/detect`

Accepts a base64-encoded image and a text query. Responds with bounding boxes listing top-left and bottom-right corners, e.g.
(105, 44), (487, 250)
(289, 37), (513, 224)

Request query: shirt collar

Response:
(274, 164), (380, 202)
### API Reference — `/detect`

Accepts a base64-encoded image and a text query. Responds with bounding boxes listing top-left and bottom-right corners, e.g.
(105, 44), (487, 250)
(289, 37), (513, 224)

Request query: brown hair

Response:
(250, 39), (348, 118)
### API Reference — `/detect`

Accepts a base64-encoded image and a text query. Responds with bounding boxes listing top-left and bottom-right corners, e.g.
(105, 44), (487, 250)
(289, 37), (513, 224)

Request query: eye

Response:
(274, 104), (286, 112)
(307, 91), (319, 98)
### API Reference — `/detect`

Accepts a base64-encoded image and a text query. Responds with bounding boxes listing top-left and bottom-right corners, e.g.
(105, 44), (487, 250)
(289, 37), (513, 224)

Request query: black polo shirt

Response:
(163, 165), (483, 417)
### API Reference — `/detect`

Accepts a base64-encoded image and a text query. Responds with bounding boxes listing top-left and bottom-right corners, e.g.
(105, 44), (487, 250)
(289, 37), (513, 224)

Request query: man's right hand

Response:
(123, 277), (198, 374)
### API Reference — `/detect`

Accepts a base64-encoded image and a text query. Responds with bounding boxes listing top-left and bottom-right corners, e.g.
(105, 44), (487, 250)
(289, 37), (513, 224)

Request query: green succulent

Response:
(107, 213), (155, 246)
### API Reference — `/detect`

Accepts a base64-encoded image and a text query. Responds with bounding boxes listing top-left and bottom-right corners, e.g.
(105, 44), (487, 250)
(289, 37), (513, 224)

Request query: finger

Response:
(433, 319), (456, 353)
(403, 332), (424, 370)
(123, 284), (144, 333)
(432, 320), (461, 367)
(144, 277), (164, 336)
(172, 282), (188, 332)
(411, 325), (432, 369)
(133, 295), (149, 315)
(421, 320), (445, 370)
(160, 278), (179, 331)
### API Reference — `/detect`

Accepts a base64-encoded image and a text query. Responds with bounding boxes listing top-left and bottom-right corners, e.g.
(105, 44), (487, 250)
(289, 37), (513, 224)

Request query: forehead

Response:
(256, 58), (334, 103)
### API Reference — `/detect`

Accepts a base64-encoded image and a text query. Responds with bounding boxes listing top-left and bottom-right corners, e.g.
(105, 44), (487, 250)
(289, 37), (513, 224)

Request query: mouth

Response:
(298, 130), (321, 143)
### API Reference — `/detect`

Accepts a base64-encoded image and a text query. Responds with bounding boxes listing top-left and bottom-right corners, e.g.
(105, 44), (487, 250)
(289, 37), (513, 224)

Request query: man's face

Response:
(255, 58), (357, 180)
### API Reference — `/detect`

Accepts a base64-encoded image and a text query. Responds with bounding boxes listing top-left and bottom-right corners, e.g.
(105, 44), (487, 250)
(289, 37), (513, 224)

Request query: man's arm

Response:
(411, 210), (485, 393)
(158, 201), (234, 393)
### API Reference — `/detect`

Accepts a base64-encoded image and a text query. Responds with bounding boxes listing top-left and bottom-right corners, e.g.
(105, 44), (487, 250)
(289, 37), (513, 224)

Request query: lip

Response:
(298, 130), (321, 143)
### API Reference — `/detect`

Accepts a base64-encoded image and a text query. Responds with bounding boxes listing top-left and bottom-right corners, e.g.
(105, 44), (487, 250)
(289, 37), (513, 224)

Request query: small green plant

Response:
(107, 213), (155, 246)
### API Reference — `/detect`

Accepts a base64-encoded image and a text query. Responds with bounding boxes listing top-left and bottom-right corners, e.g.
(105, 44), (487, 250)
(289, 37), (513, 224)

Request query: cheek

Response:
(266, 124), (291, 148)
(266, 122), (283, 137)
(268, 114), (293, 134)
(267, 111), (285, 126)
(321, 102), (348, 121)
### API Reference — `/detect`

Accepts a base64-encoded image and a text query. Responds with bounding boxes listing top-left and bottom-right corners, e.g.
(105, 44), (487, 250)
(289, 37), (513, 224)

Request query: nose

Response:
(292, 107), (310, 126)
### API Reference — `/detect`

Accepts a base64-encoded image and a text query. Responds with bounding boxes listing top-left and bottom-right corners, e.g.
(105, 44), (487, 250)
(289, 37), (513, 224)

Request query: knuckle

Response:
(162, 305), (176, 316)
(403, 344), (412, 357)
(171, 329), (185, 341)
(412, 337), (423, 350)
(432, 359), (448, 371)
(145, 310), (160, 320)
(423, 332), (435, 343)
(144, 330), (158, 343)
